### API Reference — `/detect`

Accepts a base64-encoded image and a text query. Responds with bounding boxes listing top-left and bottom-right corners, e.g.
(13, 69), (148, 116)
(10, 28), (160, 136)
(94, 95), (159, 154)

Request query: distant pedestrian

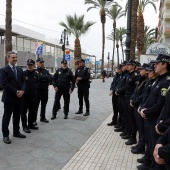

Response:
(51, 60), (75, 120)
(35, 57), (52, 124)
(75, 59), (91, 116)
(101, 69), (107, 82)
(0, 51), (26, 144)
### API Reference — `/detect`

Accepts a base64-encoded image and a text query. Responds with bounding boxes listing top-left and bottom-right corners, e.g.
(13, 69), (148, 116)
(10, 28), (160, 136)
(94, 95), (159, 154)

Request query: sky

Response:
(0, 0), (159, 62)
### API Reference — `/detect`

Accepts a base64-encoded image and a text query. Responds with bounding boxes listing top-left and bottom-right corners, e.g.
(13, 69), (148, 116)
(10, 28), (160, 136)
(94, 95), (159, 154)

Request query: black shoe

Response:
(131, 144), (139, 149)
(114, 124), (120, 128)
(40, 118), (49, 123)
(3, 137), (11, 144)
(29, 125), (39, 130)
(23, 127), (31, 133)
(125, 139), (137, 145)
(83, 111), (90, 116)
(64, 115), (68, 119)
(75, 110), (83, 114)
(114, 127), (123, 132)
(107, 122), (117, 126)
(131, 147), (145, 154)
(137, 163), (150, 170)
(13, 132), (26, 138)
(120, 131), (126, 137)
(51, 114), (56, 120)
(122, 134), (130, 139)
(33, 121), (37, 125)
(137, 156), (145, 164)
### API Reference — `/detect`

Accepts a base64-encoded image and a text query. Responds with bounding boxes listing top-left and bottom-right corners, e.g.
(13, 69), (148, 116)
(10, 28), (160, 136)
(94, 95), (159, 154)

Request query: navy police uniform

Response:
(75, 59), (90, 115)
(51, 60), (75, 119)
(21, 59), (39, 131)
(35, 57), (52, 123)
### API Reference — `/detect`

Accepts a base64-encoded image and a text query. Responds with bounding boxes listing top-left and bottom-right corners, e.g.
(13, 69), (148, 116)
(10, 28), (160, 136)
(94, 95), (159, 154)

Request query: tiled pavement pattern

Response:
(62, 114), (142, 170)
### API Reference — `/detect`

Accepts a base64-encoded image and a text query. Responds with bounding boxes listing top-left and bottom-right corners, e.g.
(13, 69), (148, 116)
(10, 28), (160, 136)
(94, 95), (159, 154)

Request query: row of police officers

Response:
(0, 52), (90, 145)
(108, 54), (170, 170)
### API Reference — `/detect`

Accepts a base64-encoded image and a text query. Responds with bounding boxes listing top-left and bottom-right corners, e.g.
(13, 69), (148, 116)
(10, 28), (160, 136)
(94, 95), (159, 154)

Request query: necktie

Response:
(12, 66), (17, 79)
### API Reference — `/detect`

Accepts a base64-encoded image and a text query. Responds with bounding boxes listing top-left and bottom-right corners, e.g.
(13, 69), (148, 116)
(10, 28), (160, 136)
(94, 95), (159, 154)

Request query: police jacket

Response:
(75, 66), (90, 86)
(131, 76), (148, 107)
(52, 67), (75, 91)
(110, 72), (121, 91)
(23, 69), (39, 96)
(125, 71), (140, 96)
(115, 70), (128, 95)
(156, 126), (170, 166)
(139, 78), (156, 106)
(157, 88), (170, 133)
(35, 67), (52, 90)
(142, 72), (170, 118)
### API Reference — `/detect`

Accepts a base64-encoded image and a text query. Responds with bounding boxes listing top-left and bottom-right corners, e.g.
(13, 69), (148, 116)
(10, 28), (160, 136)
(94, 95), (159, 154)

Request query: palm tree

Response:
(85, 0), (116, 71)
(59, 14), (95, 61)
(106, 4), (125, 75)
(5, 0), (12, 65)
(137, 0), (157, 60)
(118, 27), (126, 62)
(107, 28), (120, 65)
(143, 25), (156, 53)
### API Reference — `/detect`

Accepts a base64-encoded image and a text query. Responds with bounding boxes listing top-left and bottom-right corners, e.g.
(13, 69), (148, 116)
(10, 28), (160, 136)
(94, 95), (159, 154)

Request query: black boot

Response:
(107, 121), (117, 126)
(75, 110), (83, 114)
(125, 138), (137, 145)
(51, 113), (57, 120)
(83, 111), (90, 116)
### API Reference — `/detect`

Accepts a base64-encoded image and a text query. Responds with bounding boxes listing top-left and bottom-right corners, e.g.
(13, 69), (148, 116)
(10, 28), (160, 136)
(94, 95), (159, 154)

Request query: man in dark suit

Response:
(0, 51), (26, 144)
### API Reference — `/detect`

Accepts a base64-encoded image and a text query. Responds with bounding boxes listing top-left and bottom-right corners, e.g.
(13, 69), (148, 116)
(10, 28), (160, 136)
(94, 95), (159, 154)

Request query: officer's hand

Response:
(130, 101), (133, 107)
(155, 124), (161, 135)
(69, 89), (72, 94)
(54, 87), (58, 92)
(109, 90), (113, 96)
(153, 144), (165, 164)
(137, 107), (141, 114)
(141, 108), (147, 119)
(17, 90), (24, 98)
(77, 77), (82, 81)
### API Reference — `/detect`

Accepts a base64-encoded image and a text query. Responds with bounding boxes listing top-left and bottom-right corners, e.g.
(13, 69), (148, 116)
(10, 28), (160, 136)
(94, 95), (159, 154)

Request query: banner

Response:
(35, 42), (43, 55)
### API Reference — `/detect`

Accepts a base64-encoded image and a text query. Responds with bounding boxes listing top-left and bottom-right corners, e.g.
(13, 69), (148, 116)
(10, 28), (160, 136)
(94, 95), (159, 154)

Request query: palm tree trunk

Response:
(101, 23), (105, 71)
(116, 43), (119, 65)
(111, 40), (115, 77)
(74, 38), (81, 61)
(120, 40), (124, 61)
(5, 0), (12, 65)
(130, 0), (139, 60)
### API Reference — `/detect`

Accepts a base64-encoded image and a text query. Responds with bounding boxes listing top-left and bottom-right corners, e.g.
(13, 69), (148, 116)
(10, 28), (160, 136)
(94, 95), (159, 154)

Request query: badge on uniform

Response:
(161, 88), (168, 96)
(167, 76), (170, 80)
(25, 76), (28, 80)
(59, 71), (61, 74)
(34, 76), (37, 79)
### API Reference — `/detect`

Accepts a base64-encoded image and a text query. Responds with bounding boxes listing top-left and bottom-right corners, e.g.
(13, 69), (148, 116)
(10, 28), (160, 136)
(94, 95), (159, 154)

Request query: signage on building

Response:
(96, 61), (100, 66)
(84, 58), (89, 64)
(35, 42), (43, 55)
(146, 43), (170, 55)
(65, 54), (70, 61)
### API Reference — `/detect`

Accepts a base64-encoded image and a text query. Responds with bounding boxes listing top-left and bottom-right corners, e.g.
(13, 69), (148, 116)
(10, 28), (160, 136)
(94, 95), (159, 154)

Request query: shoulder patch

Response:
(167, 76), (170, 80)
(134, 72), (137, 76)
(161, 88), (168, 96)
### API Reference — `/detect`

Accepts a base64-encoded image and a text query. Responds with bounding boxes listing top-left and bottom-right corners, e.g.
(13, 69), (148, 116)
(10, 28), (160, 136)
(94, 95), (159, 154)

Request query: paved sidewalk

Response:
(62, 114), (142, 170)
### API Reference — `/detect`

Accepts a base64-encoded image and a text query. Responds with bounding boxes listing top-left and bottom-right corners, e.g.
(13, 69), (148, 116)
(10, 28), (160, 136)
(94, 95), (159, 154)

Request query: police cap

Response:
(120, 61), (127, 66)
(127, 60), (136, 66)
(36, 57), (44, 63)
(79, 59), (85, 63)
(145, 63), (155, 71)
(61, 60), (67, 64)
(151, 54), (170, 64)
(138, 63), (150, 70)
(27, 59), (35, 65)
(117, 64), (122, 69)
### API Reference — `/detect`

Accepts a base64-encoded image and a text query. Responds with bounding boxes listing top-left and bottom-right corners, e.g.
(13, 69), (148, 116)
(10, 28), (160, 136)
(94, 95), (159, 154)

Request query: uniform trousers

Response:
(21, 95), (37, 128)
(111, 92), (119, 123)
(119, 95), (126, 129)
(35, 89), (48, 120)
(52, 89), (70, 115)
(77, 84), (90, 112)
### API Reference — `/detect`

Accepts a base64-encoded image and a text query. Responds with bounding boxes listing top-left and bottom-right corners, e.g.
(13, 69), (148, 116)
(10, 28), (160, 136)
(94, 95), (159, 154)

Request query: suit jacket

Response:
(0, 65), (26, 103)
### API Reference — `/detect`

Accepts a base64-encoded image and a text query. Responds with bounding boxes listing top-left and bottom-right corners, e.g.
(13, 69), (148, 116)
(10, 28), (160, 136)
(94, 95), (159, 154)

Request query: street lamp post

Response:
(60, 29), (69, 60)
(107, 52), (110, 78)
(125, 0), (132, 61)
(92, 55), (96, 79)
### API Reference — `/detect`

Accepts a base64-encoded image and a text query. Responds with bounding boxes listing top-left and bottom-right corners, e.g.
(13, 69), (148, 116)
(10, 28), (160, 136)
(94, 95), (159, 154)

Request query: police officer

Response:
(35, 57), (52, 123)
(123, 60), (140, 145)
(51, 60), (75, 119)
(139, 54), (170, 170)
(21, 59), (39, 133)
(75, 59), (91, 116)
(108, 65), (122, 126)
